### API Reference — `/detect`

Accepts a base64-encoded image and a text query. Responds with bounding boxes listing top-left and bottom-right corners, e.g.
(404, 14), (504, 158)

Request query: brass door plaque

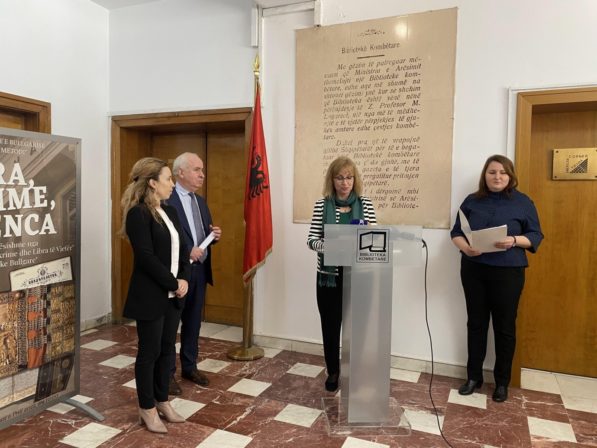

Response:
(552, 147), (597, 180)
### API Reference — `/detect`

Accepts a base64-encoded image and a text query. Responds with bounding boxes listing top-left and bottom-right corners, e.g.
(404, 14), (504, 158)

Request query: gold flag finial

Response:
(253, 55), (260, 81)
(253, 54), (260, 98)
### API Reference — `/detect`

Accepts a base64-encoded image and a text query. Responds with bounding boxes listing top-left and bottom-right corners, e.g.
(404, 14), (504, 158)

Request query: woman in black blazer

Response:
(120, 157), (190, 433)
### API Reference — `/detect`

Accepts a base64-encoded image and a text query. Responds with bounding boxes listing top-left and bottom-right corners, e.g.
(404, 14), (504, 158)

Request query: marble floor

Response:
(1, 322), (596, 448)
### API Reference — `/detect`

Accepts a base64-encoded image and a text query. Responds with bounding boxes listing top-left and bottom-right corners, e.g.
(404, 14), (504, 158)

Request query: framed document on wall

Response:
(295, 8), (457, 227)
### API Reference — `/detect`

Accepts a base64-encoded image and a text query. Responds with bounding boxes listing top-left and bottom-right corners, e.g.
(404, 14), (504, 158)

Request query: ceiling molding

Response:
(89, 0), (161, 11)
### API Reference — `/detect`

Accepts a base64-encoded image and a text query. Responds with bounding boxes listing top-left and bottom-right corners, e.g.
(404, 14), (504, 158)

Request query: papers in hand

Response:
(199, 231), (216, 250)
(458, 209), (507, 253)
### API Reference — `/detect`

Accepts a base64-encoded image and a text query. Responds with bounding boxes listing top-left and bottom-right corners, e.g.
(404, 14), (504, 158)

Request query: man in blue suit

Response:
(166, 152), (221, 394)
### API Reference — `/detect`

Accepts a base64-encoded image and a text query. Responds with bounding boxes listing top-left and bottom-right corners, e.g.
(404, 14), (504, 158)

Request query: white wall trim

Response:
(262, 1), (315, 17)
(108, 102), (253, 118)
(506, 82), (597, 160)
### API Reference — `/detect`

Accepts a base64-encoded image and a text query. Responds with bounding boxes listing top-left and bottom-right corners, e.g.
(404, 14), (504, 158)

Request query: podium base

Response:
(226, 345), (264, 361)
(321, 396), (411, 437)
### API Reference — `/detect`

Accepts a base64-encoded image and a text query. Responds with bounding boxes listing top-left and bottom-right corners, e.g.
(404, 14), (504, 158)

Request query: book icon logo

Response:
(357, 229), (389, 263)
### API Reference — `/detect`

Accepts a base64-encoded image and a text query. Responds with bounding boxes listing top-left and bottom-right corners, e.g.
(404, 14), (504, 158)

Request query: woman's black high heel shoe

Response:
(325, 373), (339, 392)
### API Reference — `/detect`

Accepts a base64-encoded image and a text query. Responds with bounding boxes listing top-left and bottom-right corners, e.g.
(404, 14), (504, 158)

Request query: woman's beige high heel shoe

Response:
(156, 401), (185, 423)
(138, 407), (168, 433)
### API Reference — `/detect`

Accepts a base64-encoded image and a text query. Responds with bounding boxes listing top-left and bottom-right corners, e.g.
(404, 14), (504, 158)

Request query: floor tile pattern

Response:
(0, 323), (595, 447)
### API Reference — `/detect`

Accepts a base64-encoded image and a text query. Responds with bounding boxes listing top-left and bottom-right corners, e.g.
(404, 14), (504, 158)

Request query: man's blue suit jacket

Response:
(166, 190), (214, 286)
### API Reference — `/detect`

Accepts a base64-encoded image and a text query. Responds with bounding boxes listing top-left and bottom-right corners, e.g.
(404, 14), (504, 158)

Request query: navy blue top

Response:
(451, 189), (543, 267)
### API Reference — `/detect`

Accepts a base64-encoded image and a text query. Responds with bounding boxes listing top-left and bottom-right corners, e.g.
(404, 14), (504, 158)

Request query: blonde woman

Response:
(120, 157), (190, 433)
(307, 156), (377, 392)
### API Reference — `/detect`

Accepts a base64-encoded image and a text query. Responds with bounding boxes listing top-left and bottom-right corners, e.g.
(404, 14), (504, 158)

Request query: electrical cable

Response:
(421, 239), (455, 448)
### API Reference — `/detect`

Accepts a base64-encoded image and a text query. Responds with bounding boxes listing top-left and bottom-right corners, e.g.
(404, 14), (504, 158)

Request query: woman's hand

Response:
(462, 246), (482, 257)
(452, 236), (482, 257)
(495, 236), (516, 250)
(175, 279), (189, 298)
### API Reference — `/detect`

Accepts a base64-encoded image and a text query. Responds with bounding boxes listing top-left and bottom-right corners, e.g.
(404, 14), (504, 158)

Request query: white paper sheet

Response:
(198, 231), (215, 250)
(458, 209), (507, 253)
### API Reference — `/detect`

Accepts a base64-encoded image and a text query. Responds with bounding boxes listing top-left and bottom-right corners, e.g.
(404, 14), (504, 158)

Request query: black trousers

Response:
(135, 300), (182, 409)
(460, 257), (525, 387)
(316, 270), (343, 375)
(176, 263), (207, 374)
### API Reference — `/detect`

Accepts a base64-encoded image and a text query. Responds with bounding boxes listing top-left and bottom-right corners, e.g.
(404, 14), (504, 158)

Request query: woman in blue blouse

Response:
(451, 155), (543, 402)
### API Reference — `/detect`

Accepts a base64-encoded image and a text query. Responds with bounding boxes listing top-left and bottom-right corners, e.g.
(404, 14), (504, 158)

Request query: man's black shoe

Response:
(492, 385), (508, 402)
(182, 369), (209, 386)
(168, 377), (182, 395)
(458, 379), (483, 395)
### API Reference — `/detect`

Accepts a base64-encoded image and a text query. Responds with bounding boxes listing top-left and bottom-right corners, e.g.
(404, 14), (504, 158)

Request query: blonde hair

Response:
(322, 156), (363, 198)
(119, 157), (168, 237)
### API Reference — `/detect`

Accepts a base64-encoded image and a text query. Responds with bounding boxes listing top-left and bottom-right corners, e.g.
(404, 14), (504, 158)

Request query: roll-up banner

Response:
(0, 128), (80, 429)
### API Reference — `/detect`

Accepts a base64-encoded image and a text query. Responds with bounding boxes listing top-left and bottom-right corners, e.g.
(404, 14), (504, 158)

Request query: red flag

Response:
(243, 85), (272, 282)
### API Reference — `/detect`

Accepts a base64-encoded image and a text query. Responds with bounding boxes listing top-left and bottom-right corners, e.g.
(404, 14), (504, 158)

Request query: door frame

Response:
(511, 85), (597, 386)
(111, 108), (252, 320)
(0, 91), (51, 133)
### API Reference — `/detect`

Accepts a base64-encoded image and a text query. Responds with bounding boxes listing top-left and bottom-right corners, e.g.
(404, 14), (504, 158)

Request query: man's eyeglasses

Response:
(334, 176), (354, 182)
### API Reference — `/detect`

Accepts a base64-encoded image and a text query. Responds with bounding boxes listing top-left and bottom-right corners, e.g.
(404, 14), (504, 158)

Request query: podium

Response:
(322, 224), (422, 433)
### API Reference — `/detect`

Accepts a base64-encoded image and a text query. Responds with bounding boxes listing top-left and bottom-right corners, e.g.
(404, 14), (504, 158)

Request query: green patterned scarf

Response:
(318, 192), (364, 287)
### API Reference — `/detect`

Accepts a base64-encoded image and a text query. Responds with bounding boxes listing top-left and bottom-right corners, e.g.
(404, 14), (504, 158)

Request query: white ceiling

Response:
(89, 0), (308, 11)
(255, 0), (309, 7)
(89, 0), (161, 10)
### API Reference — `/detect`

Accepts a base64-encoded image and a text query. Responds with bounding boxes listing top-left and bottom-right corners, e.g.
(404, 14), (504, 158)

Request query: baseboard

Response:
(81, 313), (112, 332)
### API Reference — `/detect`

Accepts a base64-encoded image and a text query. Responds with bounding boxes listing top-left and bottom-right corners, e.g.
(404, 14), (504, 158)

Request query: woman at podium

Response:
(451, 155), (543, 402)
(307, 156), (377, 392)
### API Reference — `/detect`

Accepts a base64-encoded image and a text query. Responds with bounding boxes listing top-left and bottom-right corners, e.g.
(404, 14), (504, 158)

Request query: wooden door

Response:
(204, 132), (246, 325)
(0, 91), (51, 132)
(152, 131), (245, 325)
(111, 108), (251, 323)
(515, 89), (597, 382)
(112, 127), (151, 319)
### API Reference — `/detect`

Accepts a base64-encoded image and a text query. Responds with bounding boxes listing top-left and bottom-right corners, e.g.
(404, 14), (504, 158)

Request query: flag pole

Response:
(227, 55), (265, 361)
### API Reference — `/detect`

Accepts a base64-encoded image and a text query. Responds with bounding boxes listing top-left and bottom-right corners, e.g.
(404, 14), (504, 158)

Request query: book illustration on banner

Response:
(34, 353), (74, 402)
(458, 209), (507, 253)
(0, 368), (38, 409)
(9, 257), (73, 292)
(0, 291), (22, 378)
(0, 280), (75, 394)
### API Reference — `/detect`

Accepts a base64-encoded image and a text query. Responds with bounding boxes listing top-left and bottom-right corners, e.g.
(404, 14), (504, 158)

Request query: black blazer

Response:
(166, 189), (214, 285)
(123, 204), (190, 320)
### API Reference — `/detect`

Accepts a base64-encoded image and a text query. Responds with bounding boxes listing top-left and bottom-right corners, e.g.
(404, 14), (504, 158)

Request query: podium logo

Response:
(357, 229), (389, 263)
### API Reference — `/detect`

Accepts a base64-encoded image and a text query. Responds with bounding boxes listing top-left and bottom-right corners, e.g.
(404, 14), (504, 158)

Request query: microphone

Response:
(350, 219), (368, 225)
